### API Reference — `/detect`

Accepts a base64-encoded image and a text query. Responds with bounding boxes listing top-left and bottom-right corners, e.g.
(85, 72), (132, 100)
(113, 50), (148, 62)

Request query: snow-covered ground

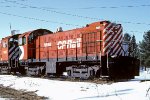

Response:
(0, 69), (150, 100)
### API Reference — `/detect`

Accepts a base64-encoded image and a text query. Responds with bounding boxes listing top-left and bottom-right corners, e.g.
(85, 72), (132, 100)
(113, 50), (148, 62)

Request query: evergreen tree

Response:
(130, 35), (138, 57)
(124, 33), (131, 42)
(123, 33), (138, 57)
(139, 30), (150, 67)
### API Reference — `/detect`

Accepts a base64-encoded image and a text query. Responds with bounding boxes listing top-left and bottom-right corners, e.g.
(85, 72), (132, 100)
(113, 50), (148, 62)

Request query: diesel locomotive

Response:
(0, 21), (140, 79)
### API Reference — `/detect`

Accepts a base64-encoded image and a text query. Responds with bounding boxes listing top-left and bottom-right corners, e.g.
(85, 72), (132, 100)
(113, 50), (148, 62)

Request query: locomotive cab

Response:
(18, 29), (52, 61)
(28, 29), (53, 60)
(18, 29), (53, 76)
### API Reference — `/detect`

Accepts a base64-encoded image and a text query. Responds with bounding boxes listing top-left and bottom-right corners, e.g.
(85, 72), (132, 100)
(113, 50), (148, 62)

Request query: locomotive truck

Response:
(0, 21), (140, 79)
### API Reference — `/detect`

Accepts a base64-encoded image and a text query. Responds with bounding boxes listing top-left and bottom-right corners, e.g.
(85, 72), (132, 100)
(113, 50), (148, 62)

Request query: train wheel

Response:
(41, 67), (46, 76)
(19, 66), (26, 75)
(10, 68), (16, 75)
(38, 69), (41, 77)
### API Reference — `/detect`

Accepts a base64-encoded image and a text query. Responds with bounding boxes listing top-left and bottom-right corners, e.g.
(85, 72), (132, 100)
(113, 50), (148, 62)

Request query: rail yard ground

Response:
(0, 68), (150, 100)
(0, 85), (47, 100)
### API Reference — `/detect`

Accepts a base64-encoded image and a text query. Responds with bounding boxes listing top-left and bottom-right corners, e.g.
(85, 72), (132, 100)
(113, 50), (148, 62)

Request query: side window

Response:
(22, 37), (26, 45)
(19, 38), (22, 45)
(19, 37), (26, 45)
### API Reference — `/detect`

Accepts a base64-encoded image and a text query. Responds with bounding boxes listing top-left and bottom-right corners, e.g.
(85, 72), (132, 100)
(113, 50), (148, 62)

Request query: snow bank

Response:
(0, 70), (150, 100)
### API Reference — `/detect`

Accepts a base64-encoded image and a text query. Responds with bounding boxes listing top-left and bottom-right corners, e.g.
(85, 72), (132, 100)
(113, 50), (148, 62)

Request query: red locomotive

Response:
(0, 21), (139, 79)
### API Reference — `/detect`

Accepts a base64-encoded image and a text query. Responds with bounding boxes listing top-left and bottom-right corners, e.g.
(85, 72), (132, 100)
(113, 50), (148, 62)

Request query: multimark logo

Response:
(57, 38), (81, 49)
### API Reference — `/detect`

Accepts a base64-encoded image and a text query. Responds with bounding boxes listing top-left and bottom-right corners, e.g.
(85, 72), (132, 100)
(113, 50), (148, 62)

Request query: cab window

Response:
(19, 37), (26, 45)
(22, 37), (26, 45)
(19, 38), (22, 45)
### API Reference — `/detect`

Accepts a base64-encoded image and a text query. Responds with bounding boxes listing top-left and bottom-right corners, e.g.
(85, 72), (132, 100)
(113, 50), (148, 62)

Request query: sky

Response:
(0, 0), (150, 43)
